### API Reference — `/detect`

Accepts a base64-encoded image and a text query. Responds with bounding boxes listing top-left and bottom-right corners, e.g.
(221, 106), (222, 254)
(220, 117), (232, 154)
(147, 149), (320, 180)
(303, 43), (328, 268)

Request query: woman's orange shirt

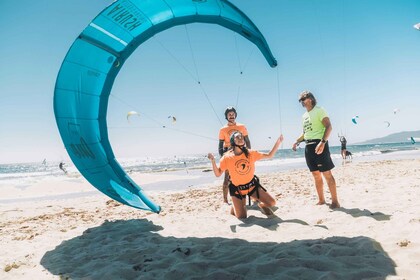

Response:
(219, 150), (263, 186)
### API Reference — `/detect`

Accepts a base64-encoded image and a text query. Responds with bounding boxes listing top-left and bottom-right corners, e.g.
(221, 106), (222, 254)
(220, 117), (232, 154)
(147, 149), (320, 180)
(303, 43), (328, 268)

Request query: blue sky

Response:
(1, 0), (419, 164)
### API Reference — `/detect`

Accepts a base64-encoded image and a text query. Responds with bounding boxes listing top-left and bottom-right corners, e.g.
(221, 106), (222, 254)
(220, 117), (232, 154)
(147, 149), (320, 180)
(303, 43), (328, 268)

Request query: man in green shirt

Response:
(292, 90), (340, 209)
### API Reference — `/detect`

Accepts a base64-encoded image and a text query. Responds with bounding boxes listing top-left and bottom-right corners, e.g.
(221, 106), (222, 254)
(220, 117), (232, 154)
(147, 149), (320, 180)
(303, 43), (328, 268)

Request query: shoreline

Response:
(1, 149), (419, 204)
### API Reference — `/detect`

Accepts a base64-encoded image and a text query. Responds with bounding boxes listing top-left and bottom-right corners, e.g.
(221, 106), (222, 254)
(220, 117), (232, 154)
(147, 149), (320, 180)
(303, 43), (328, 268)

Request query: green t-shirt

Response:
(302, 106), (328, 140)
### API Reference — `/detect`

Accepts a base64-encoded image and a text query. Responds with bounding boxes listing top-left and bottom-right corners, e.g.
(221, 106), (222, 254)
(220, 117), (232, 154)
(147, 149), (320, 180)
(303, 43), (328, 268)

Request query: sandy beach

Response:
(1, 157), (419, 279)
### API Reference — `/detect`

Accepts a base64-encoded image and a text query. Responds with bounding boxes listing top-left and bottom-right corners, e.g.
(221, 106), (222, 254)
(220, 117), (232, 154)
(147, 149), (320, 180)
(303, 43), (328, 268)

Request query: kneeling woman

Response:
(208, 132), (283, 219)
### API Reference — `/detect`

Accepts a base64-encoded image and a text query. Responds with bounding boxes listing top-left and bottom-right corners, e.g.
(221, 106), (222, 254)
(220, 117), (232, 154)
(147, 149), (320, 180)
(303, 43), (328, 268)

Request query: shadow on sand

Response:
(41, 219), (396, 280)
(333, 207), (392, 221)
(230, 214), (311, 232)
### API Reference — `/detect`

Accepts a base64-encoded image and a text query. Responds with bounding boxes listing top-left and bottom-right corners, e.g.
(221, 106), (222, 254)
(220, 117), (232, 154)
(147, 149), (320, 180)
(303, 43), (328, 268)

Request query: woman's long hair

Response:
(230, 132), (249, 158)
(239, 146), (249, 158)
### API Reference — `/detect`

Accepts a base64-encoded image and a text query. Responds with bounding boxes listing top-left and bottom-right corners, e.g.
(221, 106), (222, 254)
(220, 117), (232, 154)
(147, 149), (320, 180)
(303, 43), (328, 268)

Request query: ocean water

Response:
(1, 142), (418, 191)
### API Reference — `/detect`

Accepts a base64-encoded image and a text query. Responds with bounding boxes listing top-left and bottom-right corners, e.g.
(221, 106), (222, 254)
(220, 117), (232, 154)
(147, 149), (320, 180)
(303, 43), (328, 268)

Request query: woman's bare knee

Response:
(235, 212), (247, 219)
(256, 191), (276, 207)
(267, 198), (276, 207)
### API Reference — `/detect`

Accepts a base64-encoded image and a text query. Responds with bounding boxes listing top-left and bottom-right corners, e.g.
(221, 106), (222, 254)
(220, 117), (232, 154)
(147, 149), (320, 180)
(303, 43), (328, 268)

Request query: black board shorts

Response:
(305, 140), (335, 172)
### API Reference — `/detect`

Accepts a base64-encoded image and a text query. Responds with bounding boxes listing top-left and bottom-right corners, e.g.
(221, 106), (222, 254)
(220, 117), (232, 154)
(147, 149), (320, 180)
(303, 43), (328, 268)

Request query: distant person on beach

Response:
(292, 90), (340, 209)
(339, 136), (347, 159)
(218, 106), (251, 204)
(208, 132), (283, 219)
(59, 162), (67, 174)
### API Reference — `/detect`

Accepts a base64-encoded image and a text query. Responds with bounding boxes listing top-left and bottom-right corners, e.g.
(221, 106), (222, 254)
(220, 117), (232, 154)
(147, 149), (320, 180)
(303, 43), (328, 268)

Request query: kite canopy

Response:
(53, 0), (277, 212)
(168, 116), (177, 123)
(127, 111), (140, 122)
(351, 116), (359, 124)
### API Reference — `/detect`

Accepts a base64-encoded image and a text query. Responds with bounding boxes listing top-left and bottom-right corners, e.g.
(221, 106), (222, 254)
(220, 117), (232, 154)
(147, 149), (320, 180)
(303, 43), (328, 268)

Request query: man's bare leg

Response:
(323, 170), (340, 208)
(311, 170), (326, 205)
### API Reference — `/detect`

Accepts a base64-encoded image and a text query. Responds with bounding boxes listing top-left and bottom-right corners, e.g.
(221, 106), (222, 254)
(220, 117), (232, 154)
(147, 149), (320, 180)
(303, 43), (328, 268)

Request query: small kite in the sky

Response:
(162, 116), (177, 128)
(168, 116), (177, 124)
(414, 23), (420, 30)
(127, 111), (140, 122)
(393, 108), (400, 115)
(384, 121), (390, 128)
(352, 115), (359, 124)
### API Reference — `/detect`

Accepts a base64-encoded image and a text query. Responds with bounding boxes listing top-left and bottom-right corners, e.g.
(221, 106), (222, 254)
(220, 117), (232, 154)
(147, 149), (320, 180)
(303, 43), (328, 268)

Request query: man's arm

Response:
(292, 133), (304, 151)
(218, 140), (225, 156)
(315, 117), (332, 154)
(321, 117), (332, 142)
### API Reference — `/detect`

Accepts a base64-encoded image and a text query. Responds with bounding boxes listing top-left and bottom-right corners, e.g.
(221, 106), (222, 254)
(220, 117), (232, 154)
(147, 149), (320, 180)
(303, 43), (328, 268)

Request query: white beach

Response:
(1, 153), (419, 279)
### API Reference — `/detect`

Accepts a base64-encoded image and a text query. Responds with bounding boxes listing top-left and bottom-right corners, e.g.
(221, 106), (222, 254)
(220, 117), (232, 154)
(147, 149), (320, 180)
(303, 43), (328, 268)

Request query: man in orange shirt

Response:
(218, 107), (251, 204)
(209, 132), (283, 219)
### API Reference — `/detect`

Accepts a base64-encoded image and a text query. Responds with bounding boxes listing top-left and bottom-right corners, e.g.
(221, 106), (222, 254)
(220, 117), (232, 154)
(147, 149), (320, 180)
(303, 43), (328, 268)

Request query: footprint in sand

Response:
(397, 239), (411, 247)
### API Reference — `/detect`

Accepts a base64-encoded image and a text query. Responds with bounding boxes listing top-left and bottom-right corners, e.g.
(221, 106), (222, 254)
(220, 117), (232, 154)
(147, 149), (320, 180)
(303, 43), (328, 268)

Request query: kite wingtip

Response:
(155, 206), (162, 214)
(271, 60), (278, 68)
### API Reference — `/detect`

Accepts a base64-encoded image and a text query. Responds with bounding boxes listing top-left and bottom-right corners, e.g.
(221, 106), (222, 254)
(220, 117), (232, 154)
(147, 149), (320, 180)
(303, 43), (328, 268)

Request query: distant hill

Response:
(357, 130), (420, 144)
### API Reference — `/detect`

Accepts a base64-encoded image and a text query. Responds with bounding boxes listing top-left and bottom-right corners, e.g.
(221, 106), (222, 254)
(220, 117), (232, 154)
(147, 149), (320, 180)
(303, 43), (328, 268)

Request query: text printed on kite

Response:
(53, 0), (277, 212)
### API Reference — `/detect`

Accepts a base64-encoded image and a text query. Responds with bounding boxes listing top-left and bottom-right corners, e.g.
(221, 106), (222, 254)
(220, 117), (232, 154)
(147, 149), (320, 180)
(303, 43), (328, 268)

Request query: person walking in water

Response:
(292, 90), (340, 209)
(209, 132), (283, 219)
(218, 106), (251, 204)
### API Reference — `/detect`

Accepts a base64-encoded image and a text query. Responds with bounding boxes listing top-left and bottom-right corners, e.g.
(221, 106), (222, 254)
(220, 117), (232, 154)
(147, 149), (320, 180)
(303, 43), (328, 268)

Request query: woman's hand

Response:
(208, 153), (222, 177)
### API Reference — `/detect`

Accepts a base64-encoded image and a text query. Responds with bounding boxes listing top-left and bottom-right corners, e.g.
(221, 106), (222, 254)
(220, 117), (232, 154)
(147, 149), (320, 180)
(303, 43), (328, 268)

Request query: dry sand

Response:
(1, 158), (419, 279)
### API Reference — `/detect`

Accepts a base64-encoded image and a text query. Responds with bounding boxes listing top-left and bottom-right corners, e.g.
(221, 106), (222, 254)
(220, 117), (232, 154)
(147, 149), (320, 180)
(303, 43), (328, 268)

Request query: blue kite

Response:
(54, 0), (277, 212)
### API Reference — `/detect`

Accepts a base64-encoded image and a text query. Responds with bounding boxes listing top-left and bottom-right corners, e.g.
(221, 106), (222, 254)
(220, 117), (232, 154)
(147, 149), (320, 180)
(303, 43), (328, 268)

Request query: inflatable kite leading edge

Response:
(53, 0), (277, 212)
